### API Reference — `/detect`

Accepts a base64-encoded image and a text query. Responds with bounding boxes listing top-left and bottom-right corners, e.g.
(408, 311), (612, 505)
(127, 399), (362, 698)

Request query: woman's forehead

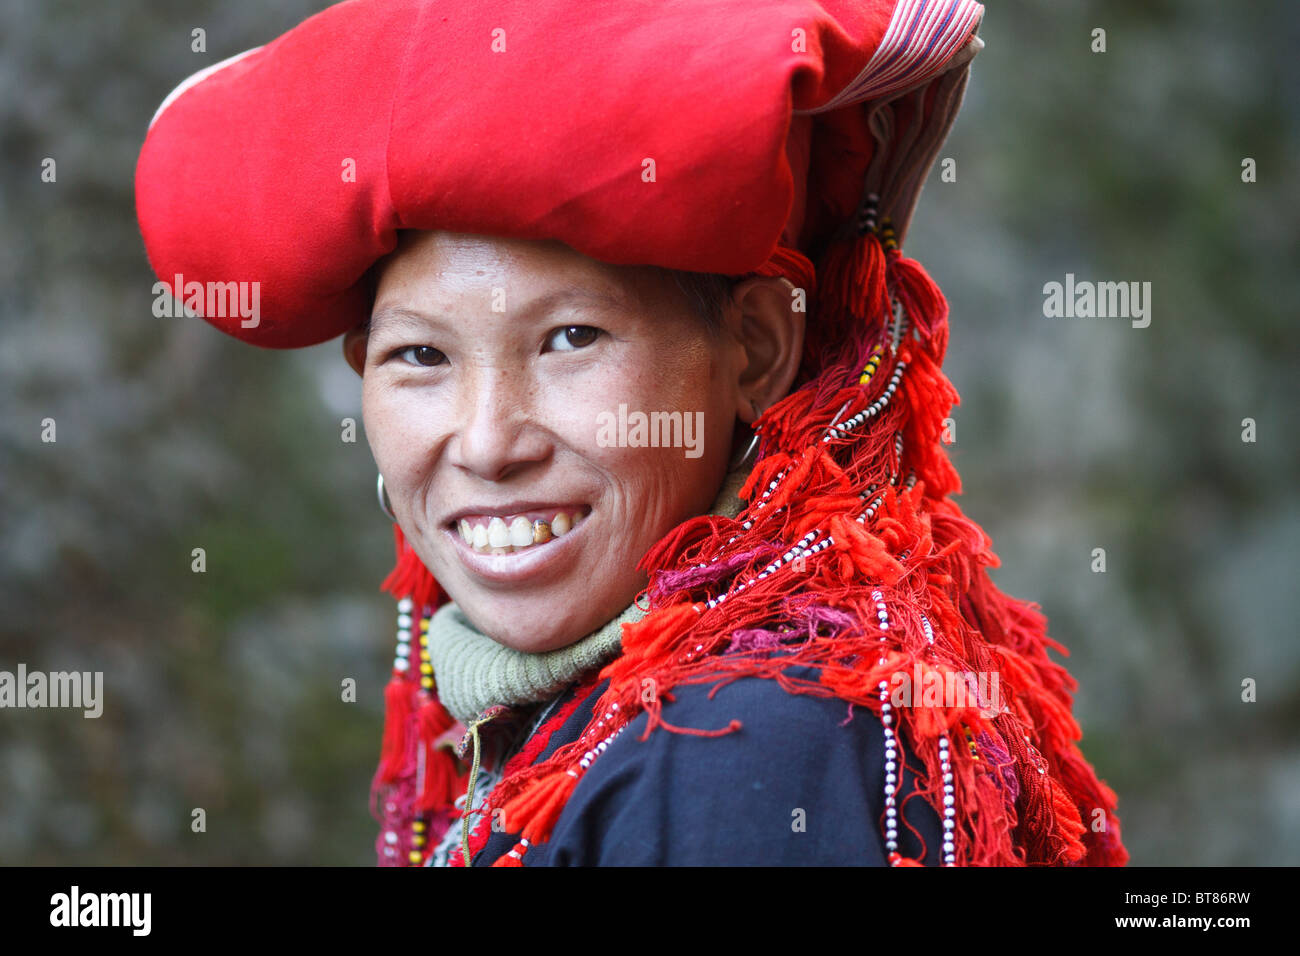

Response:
(383, 230), (599, 281)
(374, 230), (676, 306)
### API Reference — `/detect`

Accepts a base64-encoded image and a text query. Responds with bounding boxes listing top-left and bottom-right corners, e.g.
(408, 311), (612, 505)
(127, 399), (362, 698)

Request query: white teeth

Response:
(508, 516), (533, 547)
(459, 508), (588, 554)
(487, 516), (510, 548)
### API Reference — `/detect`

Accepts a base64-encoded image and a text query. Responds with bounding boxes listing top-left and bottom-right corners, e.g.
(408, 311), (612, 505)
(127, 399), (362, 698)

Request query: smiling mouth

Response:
(450, 506), (591, 555)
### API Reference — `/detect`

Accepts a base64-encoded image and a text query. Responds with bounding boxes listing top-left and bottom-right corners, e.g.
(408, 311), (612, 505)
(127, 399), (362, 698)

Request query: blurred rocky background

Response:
(1, 0), (1296, 864)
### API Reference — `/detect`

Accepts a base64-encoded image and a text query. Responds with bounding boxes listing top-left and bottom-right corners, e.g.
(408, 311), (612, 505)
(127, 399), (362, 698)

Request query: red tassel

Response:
(886, 252), (949, 360)
(1047, 777), (1089, 864)
(754, 244), (817, 300)
(380, 523), (443, 609)
(375, 674), (413, 784)
(499, 770), (580, 845)
(810, 232), (890, 387)
(413, 697), (459, 811)
(491, 840), (529, 867)
(416, 746), (462, 812)
(416, 696), (455, 739)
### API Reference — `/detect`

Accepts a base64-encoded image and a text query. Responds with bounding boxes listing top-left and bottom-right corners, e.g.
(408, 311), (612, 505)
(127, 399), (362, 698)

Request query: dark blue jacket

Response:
(472, 663), (946, 865)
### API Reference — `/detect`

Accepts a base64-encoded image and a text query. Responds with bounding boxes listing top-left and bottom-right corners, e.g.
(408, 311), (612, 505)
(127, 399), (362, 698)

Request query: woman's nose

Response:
(447, 364), (550, 480)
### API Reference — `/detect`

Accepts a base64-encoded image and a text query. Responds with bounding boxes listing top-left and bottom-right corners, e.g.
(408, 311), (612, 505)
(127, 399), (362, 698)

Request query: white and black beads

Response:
(393, 596), (413, 674)
(823, 361), (908, 442)
(920, 612), (956, 866)
(705, 530), (822, 610)
(875, 589), (901, 858)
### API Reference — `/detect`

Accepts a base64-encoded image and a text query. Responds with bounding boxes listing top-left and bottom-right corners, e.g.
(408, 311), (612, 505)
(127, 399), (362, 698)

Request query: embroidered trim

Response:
(796, 0), (982, 115)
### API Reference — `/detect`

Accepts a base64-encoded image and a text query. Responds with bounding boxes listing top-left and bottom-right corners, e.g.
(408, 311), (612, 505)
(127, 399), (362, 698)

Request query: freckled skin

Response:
(345, 230), (801, 653)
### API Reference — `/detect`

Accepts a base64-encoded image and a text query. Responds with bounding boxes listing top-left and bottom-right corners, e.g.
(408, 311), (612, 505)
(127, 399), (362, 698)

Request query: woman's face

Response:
(349, 230), (757, 653)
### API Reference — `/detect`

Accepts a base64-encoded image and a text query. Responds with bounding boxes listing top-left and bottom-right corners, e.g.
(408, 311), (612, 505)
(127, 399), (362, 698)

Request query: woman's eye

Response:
(395, 346), (446, 367)
(545, 325), (602, 352)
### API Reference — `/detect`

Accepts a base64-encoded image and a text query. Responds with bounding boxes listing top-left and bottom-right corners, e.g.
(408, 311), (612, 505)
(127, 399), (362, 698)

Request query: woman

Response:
(135, 0), (1129, 866)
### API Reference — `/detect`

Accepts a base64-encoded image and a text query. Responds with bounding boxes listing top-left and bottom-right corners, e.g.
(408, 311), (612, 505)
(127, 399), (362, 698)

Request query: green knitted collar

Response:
(427, 459), (754, 726)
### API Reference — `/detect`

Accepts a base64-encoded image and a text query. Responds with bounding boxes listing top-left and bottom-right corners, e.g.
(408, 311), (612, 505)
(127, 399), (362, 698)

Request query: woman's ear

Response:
(725, 276), (805, 423)
(342, 324), (369, 377)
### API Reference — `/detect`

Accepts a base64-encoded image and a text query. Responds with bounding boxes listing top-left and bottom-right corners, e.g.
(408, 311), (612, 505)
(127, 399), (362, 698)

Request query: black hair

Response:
(666, 269), (735, 335)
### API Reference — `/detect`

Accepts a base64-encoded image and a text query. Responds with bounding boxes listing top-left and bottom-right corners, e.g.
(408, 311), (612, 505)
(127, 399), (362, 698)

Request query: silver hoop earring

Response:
(736, 431), (760, 466)
(733, 429), (759, 470)
(732, 401), (762, 468)
(376, 473), (396, 522)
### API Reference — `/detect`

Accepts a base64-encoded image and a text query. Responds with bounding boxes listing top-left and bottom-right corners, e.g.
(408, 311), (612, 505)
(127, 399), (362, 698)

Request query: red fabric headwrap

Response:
(136, 0), (984, 346)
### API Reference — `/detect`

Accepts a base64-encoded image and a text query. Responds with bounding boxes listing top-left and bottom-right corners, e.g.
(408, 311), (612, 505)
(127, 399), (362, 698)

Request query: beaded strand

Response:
(824, 362), (907, 442)
(874, 588), (905, 863)
(382, 596), (443, 866)
(920, 612), (957, 866)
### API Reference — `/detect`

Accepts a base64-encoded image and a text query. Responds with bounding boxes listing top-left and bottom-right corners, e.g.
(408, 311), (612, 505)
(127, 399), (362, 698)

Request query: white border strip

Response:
(148, 46), (264, 131)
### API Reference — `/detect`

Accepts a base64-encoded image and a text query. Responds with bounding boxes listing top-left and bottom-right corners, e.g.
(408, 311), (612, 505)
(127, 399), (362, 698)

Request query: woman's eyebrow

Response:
(368, 305), (436, 336)
(369, 286), (630, 334)
(515, 285), (631, 319)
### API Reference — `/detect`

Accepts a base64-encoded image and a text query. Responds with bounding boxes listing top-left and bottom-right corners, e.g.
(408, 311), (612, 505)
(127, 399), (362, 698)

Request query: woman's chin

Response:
(452, 584), (639, 654)
(463, 611), (597, 653)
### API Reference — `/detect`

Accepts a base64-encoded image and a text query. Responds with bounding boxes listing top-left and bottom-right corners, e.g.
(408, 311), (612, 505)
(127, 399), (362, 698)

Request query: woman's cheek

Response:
(363, 379), (440, 491)
(540, 361), (637, 454)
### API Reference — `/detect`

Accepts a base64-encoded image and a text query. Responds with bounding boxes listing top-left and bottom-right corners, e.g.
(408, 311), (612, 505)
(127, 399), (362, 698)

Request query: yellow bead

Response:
(420, 663), (433, 675)
(412, 821), (426, 832)
(408, 850), (422, 864)
(412, 835), (426, 847)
